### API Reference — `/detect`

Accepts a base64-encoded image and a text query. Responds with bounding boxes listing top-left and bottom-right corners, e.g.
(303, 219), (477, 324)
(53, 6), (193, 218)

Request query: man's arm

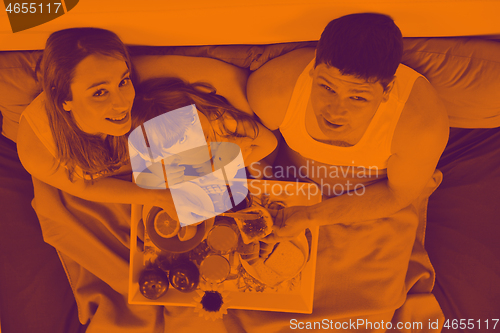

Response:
(132, 55), (252, 115)
(275, 77), (450, 236)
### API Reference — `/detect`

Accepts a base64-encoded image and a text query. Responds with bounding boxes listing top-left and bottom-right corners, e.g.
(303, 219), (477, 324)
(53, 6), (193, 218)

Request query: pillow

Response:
(129, 45), (266, 69)
(128, 41), (317, 70)
(248, 41), (317, 70)
(0, 51), (42, 142)
(402, 38), (500, 128)
(3, 38), (500, 143)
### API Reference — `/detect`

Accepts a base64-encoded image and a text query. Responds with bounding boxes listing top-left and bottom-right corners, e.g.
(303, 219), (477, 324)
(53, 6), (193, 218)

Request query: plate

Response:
(240, 231), (310, 286)
(143, 183), (215, 253)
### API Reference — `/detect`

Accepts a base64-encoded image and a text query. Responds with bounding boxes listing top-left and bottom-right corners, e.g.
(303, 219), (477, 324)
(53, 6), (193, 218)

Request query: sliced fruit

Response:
(177, 224), (197, 241)
(154, 211), (180, 238)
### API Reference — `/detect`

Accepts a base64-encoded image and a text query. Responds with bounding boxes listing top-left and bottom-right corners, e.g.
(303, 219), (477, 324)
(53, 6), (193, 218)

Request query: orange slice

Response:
(154, 211), (180, 238)
(177, 224), (197, 241)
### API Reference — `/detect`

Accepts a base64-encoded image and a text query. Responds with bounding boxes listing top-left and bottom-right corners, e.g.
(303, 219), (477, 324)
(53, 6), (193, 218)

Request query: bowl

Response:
(144, 206), (214, 253)
(143, 182), (216, 253)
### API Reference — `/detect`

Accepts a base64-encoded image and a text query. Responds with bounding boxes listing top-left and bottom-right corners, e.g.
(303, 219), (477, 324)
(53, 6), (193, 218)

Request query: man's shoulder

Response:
(392, 77), (449, 154)
(247, 48), (315, 130)
(259, 47), (315, 74)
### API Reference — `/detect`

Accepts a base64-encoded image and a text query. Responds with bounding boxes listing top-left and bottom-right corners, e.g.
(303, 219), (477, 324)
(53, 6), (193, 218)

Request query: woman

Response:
(13, 27), (272, 332)
(16, 27), (254, 221)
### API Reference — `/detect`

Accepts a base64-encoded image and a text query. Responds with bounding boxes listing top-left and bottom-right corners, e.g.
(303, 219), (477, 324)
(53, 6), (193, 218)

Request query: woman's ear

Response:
(62, 101), (72, 112)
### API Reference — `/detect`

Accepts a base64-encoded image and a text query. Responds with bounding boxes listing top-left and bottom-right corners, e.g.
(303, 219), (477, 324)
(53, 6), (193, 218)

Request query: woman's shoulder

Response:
(21, 91), (46, 119)
(17, 113), (60, 180)
(19, 91), (58, 158)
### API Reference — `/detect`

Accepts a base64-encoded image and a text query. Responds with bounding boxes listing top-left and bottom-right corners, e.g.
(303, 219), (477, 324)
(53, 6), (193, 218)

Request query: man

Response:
(247, 12), (448, 326)
(247, 13), (449, 238)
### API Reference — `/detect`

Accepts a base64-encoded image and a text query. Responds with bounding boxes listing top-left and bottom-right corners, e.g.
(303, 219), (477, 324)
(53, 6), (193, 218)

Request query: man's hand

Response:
(262, 206), (311, 242)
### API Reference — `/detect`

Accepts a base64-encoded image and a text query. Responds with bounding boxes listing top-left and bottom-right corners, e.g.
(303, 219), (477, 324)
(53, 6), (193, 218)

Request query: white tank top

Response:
(20, 92), (58, 157)
(279, 59), (423, 169)
(20, 92), (100, 180)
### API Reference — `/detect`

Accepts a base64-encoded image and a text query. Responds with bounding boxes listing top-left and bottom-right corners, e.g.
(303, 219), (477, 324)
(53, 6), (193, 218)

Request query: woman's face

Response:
(62, 54), (135, 137)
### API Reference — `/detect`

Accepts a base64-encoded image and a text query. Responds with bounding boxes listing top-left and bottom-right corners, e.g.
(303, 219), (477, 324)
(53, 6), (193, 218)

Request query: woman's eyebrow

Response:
(86, 70), (130, 90)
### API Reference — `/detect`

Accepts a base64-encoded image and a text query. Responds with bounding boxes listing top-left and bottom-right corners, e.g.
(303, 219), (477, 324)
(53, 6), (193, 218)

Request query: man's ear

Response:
(382, 77), (396, 102)
(62, 101), (72, 112)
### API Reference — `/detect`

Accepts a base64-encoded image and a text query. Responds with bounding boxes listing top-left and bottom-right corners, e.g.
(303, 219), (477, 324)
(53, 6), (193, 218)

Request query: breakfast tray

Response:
(128, 179), (321, 313)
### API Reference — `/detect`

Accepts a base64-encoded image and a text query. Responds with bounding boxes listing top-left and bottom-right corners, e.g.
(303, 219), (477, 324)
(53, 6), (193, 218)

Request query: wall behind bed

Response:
(1, 0), (500, 50)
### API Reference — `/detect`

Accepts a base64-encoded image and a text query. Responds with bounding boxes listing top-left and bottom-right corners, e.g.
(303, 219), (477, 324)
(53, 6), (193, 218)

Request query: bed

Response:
(1, 1), (500, 332)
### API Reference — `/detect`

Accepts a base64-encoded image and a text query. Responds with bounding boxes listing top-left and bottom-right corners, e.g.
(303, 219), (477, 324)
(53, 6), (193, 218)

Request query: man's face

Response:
(309, 63), (393, 146)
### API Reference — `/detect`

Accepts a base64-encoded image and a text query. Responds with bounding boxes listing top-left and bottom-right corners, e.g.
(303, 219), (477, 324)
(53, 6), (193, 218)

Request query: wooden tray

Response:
(128, 179), (321, 313)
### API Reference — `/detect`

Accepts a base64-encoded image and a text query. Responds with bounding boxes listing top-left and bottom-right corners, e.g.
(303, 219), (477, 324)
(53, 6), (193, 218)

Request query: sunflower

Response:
(192, 281), (231, 321)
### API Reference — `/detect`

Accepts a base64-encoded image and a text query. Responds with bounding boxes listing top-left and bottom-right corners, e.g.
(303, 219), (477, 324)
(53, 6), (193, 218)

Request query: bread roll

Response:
(252, 260), (283, 286)
(264, 241), (304, 277)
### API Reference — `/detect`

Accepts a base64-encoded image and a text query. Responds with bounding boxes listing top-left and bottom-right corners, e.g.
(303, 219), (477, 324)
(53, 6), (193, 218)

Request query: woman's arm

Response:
(242, 123), (278, 179)
(17, 117), (168, 207)
(16, 117), (218, 224)
(132, 55), (252, 115)
(241, 122), (278, 167)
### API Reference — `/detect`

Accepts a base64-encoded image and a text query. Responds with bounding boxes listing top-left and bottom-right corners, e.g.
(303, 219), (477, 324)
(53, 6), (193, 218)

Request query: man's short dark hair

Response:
(316, 13), (403, 89)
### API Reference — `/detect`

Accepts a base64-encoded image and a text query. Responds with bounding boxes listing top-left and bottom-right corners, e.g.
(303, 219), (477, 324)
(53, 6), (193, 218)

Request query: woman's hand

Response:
(163, 163), (186, 187)
(191, 159), (213, 177)
(143, 161), (185, 188)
